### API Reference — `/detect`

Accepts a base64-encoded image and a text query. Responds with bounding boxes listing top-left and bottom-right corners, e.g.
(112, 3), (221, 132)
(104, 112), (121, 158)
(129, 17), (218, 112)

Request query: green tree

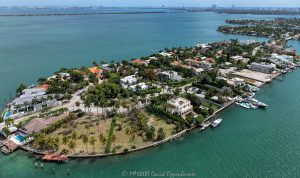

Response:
(81, 134), (89, 153)
(16, 83), (26, 96)
(68, 140), (76, 153)
(89, 136), (96, 153)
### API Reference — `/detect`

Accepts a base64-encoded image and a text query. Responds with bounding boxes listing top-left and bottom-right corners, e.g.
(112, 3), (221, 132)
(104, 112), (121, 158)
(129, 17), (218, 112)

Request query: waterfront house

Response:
(120, 75), (138, 88)
(58, 73), (71, 79)
(167, 96), (193, 118)
(88, 67), (103, 78)
(7, 87), (58, 118)
(249, 62), (276, 74)
(131, 59), (146, 65)
(196, 43), (212, 49)
(159, 52), (173, 58)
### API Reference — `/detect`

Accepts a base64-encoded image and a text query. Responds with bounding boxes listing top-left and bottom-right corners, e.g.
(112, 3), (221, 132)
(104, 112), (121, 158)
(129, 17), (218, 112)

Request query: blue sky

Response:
(0, 0), (300, 7)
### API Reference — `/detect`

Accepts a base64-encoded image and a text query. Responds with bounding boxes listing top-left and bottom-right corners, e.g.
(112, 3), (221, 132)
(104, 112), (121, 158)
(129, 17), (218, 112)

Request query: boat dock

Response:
(42, 154), (68, 163)
(0, 139), (19, 154)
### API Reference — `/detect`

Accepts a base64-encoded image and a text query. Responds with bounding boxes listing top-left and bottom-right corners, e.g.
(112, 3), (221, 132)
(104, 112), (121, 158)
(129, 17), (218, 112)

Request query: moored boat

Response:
(211, 118), (222, 128)
(42, 154), (68, 163)
(246, 98), (268, 108)
(235, 102), (251, 109)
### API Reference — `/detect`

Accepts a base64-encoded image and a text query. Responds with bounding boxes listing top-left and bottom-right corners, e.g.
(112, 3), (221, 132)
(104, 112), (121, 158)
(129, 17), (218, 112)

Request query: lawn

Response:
(50, 111), (176, 155)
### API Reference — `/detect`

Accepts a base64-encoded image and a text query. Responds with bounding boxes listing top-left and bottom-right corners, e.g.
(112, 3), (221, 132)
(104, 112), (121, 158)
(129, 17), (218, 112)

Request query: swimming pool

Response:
(14, 134), (25, 142)
(4, 111), (11, 119)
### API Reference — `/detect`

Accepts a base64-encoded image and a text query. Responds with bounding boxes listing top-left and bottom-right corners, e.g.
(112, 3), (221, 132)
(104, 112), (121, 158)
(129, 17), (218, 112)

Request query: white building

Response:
(249, 62), (276, 74)
(129, 82), (148, 92)
(120, 75), (137, 88)
(196, 43), (211, 49)
(19, 88), (46, 99)
(59, 73), (71, 79)
(159, 71), (183, 81)
(8, 87), (58, 118)
(159, 52), (173, 58)
(167, 96), (193, 117)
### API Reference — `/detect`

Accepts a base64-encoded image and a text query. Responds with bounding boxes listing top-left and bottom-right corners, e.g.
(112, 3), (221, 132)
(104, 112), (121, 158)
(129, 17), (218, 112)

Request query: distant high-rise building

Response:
(212, 4), (217, 9)
(232, 4), (235, 9)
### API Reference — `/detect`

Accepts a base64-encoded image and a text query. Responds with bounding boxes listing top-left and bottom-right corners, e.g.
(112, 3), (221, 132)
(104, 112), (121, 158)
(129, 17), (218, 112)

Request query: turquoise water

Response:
(0, 8), (300, 178)
(4, 111), (10, 119)
(14, 134), (25, 142)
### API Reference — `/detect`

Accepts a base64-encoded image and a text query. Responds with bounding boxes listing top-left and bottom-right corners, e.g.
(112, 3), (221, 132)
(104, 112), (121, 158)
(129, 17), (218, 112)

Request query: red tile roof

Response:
(37, 84), (49, 90)
(131, 59), (145, 64)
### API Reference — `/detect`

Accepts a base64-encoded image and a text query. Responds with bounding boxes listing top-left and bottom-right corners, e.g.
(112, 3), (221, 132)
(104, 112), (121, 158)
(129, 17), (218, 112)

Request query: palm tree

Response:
(81, 134), (89, 153)
(68, 140), (76, 153)
(83, 95), (92, 113)
(96, 121), (100, 133)
(115, 98), (122, 114)
(99, 97), (106, 120)
(71, 131), (77, 142)
(85, 124), (90, 135)
(111, 134), (117, 148)
(98, 133), (106, 146)
(4, 118), (13, 127)
(62, 136), (68, 145)
(94, 99), (99, 117)
(89, 136), (96, 154)
(24, 101), (30, 112)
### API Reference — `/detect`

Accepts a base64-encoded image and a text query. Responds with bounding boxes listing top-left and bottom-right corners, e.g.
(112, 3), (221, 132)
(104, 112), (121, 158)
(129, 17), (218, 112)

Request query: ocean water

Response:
(0, 8), (300, 178)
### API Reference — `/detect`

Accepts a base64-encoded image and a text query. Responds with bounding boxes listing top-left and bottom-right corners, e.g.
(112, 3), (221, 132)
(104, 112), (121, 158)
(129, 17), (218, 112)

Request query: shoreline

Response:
(0, 11), (167, 17)
(19, 100), (235, 159)
(18, 69), (289, 159)
(1, 38), (298, 159)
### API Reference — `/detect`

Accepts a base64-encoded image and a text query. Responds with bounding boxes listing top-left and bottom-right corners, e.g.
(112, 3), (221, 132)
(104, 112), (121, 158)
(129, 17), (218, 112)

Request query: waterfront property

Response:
(166, 96), (193, 118)
(249, 62), (276, 74)
(1, 39), (299, 157)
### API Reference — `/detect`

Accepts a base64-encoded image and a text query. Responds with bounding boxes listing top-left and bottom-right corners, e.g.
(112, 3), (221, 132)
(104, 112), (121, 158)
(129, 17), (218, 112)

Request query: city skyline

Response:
(0, 0), (300, 7)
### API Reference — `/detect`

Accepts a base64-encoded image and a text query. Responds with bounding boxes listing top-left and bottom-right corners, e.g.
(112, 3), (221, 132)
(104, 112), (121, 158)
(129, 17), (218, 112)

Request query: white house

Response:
(120, 75), (137, 88)
(159, 71), (183, 81)
(59, 72), (71, 79)
(167, 96), (193, 117)
(129, 82), (148, 92)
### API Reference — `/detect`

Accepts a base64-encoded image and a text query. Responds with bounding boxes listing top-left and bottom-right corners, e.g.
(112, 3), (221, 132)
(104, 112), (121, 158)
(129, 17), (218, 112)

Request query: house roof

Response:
(131, 59), (145, 64)
(37, 84), (50, 90)
(88, 67), (103, 74)
(20, 114), (66, 134)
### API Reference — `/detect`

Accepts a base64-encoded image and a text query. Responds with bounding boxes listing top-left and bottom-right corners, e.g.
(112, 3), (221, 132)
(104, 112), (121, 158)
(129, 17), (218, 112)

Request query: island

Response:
(0, 39), (299, 160)
(218, 18), (300, 40)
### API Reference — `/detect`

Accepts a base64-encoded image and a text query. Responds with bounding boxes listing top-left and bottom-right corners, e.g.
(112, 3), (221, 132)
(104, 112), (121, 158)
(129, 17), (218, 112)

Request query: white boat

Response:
(246, 98), (268, 108)
(211, 118), (222, 128)
(235, 102), (251, 109)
